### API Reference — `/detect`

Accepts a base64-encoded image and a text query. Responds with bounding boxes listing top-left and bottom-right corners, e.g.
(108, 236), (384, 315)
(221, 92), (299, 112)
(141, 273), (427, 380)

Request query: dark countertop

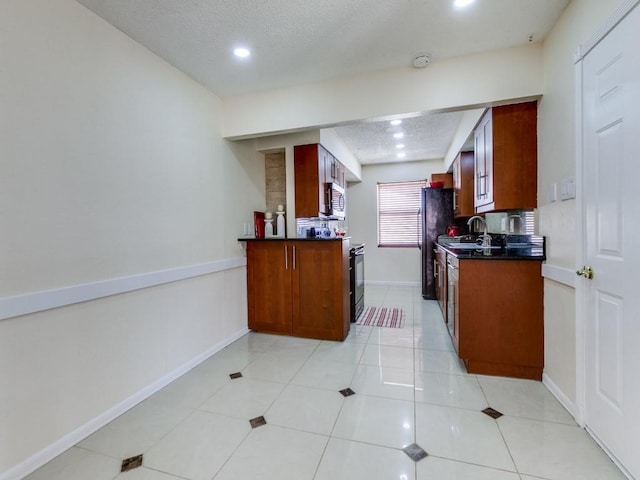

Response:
(438, 244), (545, 260)
(437, 234), (545, 261)
(238, 236), (350, 242)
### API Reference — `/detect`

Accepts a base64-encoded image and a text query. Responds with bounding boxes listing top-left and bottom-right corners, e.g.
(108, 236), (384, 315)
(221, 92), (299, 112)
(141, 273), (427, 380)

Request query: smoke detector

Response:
(412, 54), (431, 68)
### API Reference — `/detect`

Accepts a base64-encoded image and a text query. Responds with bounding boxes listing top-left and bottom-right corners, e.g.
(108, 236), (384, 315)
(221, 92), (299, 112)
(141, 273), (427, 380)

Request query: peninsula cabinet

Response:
(245, 239), (350, 341)
(453, 151), (475, 218)
(454, 258), (543, 380)
(474, 101), (538, 213)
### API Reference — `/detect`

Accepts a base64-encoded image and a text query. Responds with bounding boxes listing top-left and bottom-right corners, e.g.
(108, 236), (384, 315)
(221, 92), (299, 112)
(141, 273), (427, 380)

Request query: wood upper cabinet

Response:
(294, 143), (347, 217)
(454, 258), (544, 380)
(474, 101), (538, 213)
(246, 239), (350, 341)
(334, 161), (345, 188)
(453, 151), (475, 218)
(294, 144), (329, 217)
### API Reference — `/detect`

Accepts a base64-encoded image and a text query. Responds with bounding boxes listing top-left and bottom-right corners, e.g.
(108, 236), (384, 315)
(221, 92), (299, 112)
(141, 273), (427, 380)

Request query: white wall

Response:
(538, 0), (618, 409)
(347, 160), (445, 285)
(223, 44), (544, 139)
(0, 1), (264, 477)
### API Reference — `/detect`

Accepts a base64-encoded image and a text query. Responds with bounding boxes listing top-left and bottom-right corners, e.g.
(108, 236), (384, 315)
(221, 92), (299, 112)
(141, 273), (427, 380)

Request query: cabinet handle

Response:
(293, 245), (297, 270)
(284, 245), (288, 270)
(477, 173), (488, 197)
(453, 191), (457, 210)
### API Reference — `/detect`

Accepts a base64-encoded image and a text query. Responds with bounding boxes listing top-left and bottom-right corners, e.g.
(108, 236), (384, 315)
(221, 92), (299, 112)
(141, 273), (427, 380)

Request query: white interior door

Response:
(580, 3), (640, 478)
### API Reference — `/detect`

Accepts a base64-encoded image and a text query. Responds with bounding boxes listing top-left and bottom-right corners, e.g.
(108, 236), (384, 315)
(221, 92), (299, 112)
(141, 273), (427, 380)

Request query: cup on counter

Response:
(446, 225), (459, 237)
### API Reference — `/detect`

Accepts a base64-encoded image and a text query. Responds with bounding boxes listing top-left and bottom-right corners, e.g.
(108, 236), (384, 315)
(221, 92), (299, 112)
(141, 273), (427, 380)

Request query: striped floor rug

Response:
(356, 306), (405, 328)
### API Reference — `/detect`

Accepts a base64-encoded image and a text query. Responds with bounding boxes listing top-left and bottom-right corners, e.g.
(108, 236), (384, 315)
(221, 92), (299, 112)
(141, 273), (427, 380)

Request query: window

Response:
(377, 180), (426, 247)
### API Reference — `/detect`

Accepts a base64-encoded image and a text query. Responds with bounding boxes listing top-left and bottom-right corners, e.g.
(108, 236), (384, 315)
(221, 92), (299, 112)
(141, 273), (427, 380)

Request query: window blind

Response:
(377, 180), (426, 247)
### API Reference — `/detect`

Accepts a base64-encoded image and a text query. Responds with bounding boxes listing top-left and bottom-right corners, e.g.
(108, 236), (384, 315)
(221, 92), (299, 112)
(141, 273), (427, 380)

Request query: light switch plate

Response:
(549, 183), (558, 202)
(560, 177), (576, 200)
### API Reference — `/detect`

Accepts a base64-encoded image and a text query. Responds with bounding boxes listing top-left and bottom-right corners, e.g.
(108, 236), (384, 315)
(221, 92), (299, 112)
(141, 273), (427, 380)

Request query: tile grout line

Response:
(476, 378), (523, 478)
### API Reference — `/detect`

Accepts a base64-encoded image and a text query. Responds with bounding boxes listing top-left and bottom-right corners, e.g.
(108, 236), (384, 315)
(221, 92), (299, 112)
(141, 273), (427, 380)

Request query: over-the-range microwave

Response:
(326, 182), (346, 219)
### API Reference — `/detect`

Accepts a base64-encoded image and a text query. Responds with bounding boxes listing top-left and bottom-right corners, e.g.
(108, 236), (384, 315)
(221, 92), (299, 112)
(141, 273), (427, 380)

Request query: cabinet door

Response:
(435, 247), (447, 318)
(324, 150), (334, 183)
(336, 162), (345, 188)
(473, 102), (538, 214)
(318, 146), (329, 215)
(247, 241), (293, 335)
(294, 144), (328, 217)
(448, 257), (459, 353)
(456, 259), (543, 379)
(454, 151), (475, 218)
(452, 156), (461, 216)
(474, 110), (493, 210)
(291, 241), (345, 340)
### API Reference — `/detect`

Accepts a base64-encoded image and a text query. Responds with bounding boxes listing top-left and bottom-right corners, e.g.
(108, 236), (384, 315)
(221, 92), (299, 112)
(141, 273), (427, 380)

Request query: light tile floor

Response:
(26, 285), (626, 480)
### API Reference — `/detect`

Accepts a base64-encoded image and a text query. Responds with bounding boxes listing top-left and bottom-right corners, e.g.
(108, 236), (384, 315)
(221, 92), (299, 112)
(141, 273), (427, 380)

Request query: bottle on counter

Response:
(264, 212), (274, 237)
(276, 205), (285, 237)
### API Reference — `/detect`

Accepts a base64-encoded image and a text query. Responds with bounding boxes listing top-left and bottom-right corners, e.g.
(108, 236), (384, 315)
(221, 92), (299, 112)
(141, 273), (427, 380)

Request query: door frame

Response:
(574, 0), (640, 474)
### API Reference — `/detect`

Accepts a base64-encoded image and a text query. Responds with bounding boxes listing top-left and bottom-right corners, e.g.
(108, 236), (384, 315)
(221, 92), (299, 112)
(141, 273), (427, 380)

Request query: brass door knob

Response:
(576, 266), (594, 279)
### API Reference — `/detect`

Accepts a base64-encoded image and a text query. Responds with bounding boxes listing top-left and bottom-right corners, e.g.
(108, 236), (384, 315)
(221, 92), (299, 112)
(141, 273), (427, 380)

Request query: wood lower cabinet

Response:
(246, 241), (293, 335)
(453, 258), (543, 380)
(246, 239), (350, 341)
(434, 245), (447, 318)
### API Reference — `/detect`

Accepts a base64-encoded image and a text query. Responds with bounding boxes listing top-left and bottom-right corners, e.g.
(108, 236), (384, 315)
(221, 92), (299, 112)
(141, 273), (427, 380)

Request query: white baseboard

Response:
(1, 327), (250, 480)
(542, 372), (578, 420)
(585, 426), (636, 480)
(544, 375), (635, 479)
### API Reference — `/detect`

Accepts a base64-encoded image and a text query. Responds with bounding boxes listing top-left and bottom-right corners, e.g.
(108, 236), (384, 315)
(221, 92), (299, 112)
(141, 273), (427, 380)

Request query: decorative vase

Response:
(276, 210), (285, 237)
(264, 218), (274, 237)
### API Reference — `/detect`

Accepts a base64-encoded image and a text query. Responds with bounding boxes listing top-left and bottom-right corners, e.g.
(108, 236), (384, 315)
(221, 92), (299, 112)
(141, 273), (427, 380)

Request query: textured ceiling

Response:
(331, 112), (464, 165)
(74, 0), (570, 165)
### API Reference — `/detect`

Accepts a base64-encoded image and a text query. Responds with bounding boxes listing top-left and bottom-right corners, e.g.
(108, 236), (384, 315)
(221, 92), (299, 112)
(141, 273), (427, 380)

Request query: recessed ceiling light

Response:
(390, 119), (402, 126)
(454, 0), (475, 8)
(393, 132), (404, 139)
(397, 152), (406, 159)
(233, 47), (251, 58)
(396, 144), (405, 149)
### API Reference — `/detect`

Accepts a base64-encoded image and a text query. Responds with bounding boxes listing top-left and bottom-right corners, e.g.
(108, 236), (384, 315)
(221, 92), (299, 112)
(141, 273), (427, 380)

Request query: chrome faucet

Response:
(467, 215), (491, 248)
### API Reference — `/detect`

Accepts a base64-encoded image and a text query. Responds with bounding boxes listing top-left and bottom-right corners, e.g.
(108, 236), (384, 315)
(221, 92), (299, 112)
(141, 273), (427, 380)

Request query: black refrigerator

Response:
(420, 187), (454, 299)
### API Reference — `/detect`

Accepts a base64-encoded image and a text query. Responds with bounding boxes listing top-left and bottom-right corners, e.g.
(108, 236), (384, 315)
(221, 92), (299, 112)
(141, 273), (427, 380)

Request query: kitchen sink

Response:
(446, 243), (501, 250)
